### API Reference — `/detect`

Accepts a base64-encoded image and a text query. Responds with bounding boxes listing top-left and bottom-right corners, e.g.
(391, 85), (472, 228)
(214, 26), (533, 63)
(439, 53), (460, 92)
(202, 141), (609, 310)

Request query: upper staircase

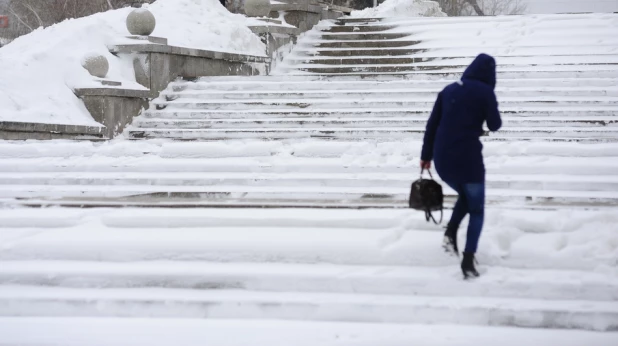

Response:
(2, 13), (617, 209)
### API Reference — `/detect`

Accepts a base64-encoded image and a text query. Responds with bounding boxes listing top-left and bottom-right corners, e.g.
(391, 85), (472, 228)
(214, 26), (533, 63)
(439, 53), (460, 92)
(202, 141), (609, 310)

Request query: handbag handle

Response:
(421, 167), (434, 180)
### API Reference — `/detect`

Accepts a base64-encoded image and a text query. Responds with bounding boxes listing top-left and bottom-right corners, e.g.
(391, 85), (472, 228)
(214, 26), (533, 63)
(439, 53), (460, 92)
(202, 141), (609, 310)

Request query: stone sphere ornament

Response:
(81, 53), (109, 78)
(126, 8), (156, 36)
(245, 0), (271, 17)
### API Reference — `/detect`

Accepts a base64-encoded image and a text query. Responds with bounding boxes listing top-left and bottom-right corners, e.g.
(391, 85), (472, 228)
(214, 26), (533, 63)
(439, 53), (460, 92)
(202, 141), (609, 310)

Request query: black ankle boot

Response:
(442, 223), (459, 256)
(461, 252), (480, 279)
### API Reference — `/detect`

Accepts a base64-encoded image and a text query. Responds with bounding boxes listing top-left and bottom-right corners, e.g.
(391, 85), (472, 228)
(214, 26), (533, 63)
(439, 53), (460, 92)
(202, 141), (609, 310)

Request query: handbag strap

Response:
(425, 208), (443, 225)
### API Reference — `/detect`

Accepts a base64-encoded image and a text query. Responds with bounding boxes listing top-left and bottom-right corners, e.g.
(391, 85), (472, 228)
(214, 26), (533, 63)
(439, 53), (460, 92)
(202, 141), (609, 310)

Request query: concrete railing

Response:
(75, 41), (269, 139)
(77, 2), (348, 139)
(0, 1), (347, 140)
(110, 43), (268, 97)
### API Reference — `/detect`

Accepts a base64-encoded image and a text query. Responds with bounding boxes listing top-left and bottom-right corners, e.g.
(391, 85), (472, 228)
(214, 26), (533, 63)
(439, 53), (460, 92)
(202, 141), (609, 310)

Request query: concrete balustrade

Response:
(0, 1), (348, 140)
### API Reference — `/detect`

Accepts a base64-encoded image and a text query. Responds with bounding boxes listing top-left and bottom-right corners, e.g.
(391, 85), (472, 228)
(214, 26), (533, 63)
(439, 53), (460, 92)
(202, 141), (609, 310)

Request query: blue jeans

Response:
(444, 181), (485, 253)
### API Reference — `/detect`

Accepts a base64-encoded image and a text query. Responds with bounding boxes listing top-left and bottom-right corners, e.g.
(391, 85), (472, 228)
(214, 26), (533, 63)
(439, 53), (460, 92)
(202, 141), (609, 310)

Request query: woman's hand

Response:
(420, 160), (431, 170)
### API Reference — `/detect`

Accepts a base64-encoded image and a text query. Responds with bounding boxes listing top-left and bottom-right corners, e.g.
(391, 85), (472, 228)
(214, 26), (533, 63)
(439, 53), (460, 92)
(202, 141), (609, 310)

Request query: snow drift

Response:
(350, 0), (446, 18)
(0, 0), (266, 126)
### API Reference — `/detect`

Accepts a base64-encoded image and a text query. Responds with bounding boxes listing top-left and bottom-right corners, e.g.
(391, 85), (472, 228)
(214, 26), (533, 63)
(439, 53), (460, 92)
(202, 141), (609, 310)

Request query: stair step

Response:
(335, 18), (383, 25)
(303, 48), (427, 57)
(2, 261), (615, 301)
(0, 134), (615, 157)
(153, 97), (618, 110)
(292, 55), (618, 66)
(298, 58), (618, 67)
(1, 261), (615, 301)
(182, 74), (618, 82)
(1, 173), (617, 192)
(316, 40), (422, 48)
(321, 25), (397, 33)
(160, 88), (618, 99)
(127, 127), (618, 141)
(285, 61), (618, 69)
(305, 36), (618, 48)
(170, 78), (618, 91)
(0, 286), (615, 330)
(301, 47), (618, 58)
(306, 26), (618, 41)
(319, 33), (412, 41)
(294, 65), (618, 74)
(8, 197), (616, 209)
(3, 185), (617, 207)
(131, 118), (618, 129)
(297, 57), (446, 65)
(142, 110), (618, 119)
(2, 155), (616, 174)
(340, 13), (616, 26)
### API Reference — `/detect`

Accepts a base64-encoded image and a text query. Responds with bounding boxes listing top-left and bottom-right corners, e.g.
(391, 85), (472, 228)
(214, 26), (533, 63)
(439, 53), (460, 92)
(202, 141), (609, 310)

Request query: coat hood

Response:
(461, 53), (496, 89)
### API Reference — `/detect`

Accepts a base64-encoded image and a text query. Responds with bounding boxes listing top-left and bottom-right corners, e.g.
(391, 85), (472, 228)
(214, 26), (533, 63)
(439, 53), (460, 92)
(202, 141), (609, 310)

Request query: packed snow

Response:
(350, 0), (446, 18)
(0, 0), (266, 126)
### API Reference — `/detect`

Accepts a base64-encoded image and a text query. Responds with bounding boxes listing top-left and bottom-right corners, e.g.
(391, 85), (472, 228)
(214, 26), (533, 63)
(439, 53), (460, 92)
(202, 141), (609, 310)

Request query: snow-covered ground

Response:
(0, 207), (617, 339)
(0, 10), (617, 346)
(0, 0), (265, 127)
(0, 207), (616, 273)
(525, 0), (618, 14)
(350, 0), (446, 18)
(350, 0), (618, 17)
(1, 319), (616, 346)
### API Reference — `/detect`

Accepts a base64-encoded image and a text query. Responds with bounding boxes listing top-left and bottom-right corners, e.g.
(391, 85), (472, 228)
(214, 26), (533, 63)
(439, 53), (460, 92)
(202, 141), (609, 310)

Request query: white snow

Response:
(0, 208), (616, 273)
(0, 0), (266, 126)
(524, 0), (618, 14)
(350, 0), (446, 18)
(1, 319), (616, 346)
(1, 261), (617, 303)
(0, 207), (616, 333)
(0, 10), (617, 344)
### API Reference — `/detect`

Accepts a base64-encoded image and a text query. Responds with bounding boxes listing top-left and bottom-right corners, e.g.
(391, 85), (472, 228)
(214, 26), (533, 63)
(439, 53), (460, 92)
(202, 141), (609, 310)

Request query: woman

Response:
(420, 53), (502, 279)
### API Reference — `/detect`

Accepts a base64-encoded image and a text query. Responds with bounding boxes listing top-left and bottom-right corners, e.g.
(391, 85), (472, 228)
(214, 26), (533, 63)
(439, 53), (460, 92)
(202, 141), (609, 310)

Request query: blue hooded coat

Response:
(421, 54), (502, 184)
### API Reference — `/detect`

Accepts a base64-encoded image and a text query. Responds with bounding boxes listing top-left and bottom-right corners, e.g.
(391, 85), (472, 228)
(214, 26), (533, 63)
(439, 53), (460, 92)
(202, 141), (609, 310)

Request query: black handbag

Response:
(409, 168), (443, 224)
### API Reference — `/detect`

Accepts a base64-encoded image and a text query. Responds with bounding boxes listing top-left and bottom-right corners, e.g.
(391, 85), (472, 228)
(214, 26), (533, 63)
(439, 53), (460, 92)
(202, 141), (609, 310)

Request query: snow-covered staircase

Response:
(129, 75), (618, 142)
(2, 14), (617, 208)
(1, 13), (618, 342)
(128, 15), (618, 144)
(1, 207), (617, 334)
(279, 15), (618, 75)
